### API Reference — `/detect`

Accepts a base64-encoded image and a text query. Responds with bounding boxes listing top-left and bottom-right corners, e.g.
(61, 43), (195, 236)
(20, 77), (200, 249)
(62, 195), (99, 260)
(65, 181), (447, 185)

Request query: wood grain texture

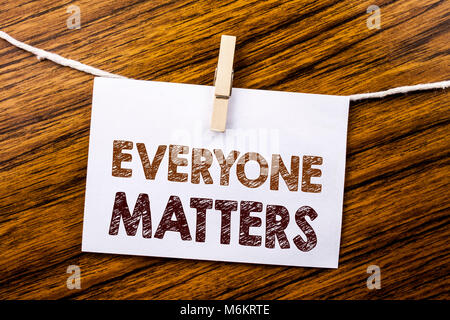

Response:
(0, 0), (449, 299)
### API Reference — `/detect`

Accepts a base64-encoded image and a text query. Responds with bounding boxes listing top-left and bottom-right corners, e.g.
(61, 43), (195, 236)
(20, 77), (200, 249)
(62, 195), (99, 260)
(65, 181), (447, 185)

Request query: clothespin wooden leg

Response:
(211, 35), (236, 132)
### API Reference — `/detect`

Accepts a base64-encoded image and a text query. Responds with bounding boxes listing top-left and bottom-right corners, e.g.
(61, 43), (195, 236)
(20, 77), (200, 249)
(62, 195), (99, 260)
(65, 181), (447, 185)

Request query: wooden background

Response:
(0, 0), (449, 300)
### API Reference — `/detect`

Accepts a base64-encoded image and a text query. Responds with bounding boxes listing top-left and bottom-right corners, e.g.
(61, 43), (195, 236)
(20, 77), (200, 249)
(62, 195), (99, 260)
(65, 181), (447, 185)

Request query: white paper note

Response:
(82, 77), (349, 268)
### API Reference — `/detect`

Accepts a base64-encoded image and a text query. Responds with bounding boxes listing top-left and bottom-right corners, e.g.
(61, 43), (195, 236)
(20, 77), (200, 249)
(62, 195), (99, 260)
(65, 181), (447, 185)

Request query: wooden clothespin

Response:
(210, 35), (236, 132)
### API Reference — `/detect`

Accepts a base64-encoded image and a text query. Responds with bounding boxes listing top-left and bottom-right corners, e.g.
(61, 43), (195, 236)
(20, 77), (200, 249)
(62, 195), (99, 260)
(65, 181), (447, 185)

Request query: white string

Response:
(1, 31), (448, 101)
(349, 81), (449, 101)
